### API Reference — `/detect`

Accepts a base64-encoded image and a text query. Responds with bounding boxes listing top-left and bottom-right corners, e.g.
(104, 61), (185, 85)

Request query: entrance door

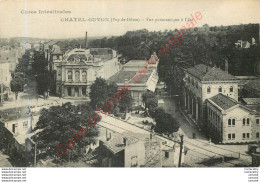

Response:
(67, 87), (72, 96)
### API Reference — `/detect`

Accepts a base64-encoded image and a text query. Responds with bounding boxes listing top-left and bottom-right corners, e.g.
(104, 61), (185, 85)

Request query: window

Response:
(75, 71), (80, 82)
(243, 118), (246, 126)
(256, 132), (259, 138)
(131, 156), (138, 167)
(207, 86), (211, 94)
(256, 119), (259, 125)
(247, 118), (250, 125)
(232, 119), (235, 126)
(68, 71), (72, 80)
(218, 86), (222, 93)
(247, 133), (250, 139)
(82, 71), (87, 82)
(232, 133), (235, 140)
(165, 152), (169, 158)
(82, 86), (87, 96)
(243, 133), (246, 139)
(230, 86), (233, 92)
(228, 119), (231, 126)
(228, 134), (231, 140)
(12, 123), (18, 133)
(23, 121), (28, 129)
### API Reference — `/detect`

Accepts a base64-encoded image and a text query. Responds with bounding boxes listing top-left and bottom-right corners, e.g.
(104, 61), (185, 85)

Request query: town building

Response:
(108, 53), (159, 106)
(97, 113), (183, 167)
(0, 62), (12, 102)
(55, 47), (120, 98)
(183, 64), (239, 129)
(206, 94), (260, 143)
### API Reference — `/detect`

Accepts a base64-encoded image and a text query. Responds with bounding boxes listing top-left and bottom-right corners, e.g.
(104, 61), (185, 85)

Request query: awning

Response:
(147, 74), (158, 92)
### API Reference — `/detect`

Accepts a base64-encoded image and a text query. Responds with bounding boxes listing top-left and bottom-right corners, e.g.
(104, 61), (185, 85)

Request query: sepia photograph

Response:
(0, 0), (259, 181)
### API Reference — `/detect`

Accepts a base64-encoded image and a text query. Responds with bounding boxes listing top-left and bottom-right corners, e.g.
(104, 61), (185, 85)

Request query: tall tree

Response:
(10, 73), (25, 100)
(152, 107), (180, 134)
(32, 103), (99, 164)
(89, 77), (108, 109)
(118, 92), (134, 114)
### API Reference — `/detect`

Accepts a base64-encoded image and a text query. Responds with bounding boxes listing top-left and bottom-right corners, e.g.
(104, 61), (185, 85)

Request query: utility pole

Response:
(34, 142), (37, 167)
(0, 71), (3, 106)
(178, 135), (184, 167)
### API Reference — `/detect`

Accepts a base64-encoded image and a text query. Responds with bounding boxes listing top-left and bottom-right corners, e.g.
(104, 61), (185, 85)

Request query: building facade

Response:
(55, 48), (120, 98)
(206, 94), (260, 143)
(108, 54), (159, 106)
(183, 64), (239, 129)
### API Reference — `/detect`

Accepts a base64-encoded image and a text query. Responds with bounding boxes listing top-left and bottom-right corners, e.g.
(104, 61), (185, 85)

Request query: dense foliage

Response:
(32, 103), (99, 164)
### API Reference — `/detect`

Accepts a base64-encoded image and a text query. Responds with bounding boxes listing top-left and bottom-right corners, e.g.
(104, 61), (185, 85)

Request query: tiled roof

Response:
(108, 69), (153, 84)
(186, 64), (238, 81)
(102, 133), (141, 154)
(209, 94), (238, 110)
(51, 45), (62, 54)
(108, 70), (137, 83)
(242, 98), (260, 105)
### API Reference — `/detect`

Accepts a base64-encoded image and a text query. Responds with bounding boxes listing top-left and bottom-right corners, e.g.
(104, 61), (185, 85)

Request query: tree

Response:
(118, 92), (134, 114)
(142, 91), (158, 113)
(10, 73), (25, 100)
(35, 71), (53, 97)
(32, 103), (99, 164)
(90, 77), (109, 109)
(152, 107), (180, 134)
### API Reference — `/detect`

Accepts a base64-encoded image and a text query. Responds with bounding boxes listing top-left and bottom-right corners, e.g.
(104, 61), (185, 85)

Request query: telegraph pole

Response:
(0, 71), (3, 106)
(178, 135), (184, 167)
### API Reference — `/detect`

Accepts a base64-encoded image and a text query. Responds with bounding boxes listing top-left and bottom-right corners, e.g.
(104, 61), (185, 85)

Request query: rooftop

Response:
(242, 98), (260, 105)
(102, 132), (140, 154)
(186, 64), (238, 82)
(209, 94), (238, 110)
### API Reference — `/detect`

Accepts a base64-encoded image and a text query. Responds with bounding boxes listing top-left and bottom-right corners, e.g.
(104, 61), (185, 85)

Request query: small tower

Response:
(225, 59), (228, 73)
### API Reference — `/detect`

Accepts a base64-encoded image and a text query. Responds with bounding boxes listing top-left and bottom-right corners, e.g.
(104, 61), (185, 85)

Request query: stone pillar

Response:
(64, 86), (67, 97)
(72, 87), (75, 97)
(79, 87), (82, 97)
(187, 92), (190, 112)
(79, 69), (82, 82)
(138, 92), (142, 106)
(196, 98), (199, 121)
(191, 97), (194, 117)
(72, 69), (75, 81)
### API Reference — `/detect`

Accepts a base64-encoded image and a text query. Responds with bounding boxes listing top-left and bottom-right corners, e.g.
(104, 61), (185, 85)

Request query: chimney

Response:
(225, 59), (228, 73)
(150, 130), (155, 139)
(85, 31), (88, 49)
(123, 137), (127, 146)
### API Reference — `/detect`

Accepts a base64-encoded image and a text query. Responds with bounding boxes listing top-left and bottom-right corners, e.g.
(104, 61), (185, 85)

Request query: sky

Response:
(0, 0), (259, 39)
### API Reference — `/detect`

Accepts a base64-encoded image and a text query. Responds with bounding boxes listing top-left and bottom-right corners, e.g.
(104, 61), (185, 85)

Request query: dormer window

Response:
(218, 86), (222, 93)
(207, 86), (211, 94)
(230, 86), (233, 92)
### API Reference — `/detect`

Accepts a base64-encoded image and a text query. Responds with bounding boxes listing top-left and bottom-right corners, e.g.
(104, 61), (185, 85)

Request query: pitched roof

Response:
(102, 133), (140, 154)
(209, 94), (238, 110)
(242, 98), (260, 105)
(51, 45), (62, 54)
(186, 64), (238, 82)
